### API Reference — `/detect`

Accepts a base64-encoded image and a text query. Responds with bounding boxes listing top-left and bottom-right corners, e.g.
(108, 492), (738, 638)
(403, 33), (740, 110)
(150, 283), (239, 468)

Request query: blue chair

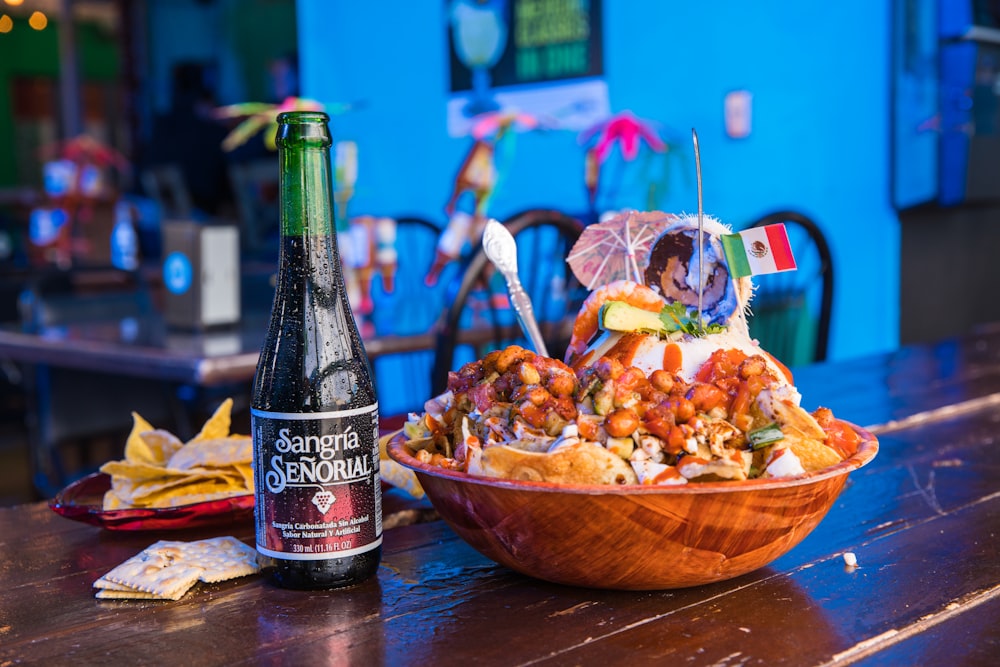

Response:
(367, 216), (447, 416)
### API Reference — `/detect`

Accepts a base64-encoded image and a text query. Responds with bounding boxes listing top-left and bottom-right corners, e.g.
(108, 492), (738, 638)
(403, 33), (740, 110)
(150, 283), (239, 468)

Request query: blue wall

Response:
(297, 1), (900, 363)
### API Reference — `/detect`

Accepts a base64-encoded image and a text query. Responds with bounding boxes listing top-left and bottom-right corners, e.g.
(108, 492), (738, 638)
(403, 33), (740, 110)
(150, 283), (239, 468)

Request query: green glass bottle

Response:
(251, 111), (381, 589)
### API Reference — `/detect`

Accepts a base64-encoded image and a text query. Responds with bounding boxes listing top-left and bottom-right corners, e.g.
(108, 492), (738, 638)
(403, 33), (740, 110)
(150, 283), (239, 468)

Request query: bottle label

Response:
(251, 404), (382, 561)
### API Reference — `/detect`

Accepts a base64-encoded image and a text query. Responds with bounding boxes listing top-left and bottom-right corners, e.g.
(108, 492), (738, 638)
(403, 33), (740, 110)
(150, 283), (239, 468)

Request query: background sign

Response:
(446, 0), (608, 136)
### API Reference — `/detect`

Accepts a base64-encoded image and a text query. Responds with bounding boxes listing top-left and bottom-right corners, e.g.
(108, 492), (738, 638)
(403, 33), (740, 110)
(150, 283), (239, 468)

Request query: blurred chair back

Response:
(431, 209), (585, 395)
(743, 210), (834, 366)
(229, 158), (279, 255)
(17, 274), (172, 497)
(367, 216), (445, 416)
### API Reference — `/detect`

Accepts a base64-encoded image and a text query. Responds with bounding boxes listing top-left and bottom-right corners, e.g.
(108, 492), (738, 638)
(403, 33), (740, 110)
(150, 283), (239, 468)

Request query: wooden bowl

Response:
(386, 422), (877, 590)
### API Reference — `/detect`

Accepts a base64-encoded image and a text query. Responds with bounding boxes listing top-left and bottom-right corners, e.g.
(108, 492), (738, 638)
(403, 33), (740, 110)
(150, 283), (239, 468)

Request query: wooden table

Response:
(3, 330), (1000, 665)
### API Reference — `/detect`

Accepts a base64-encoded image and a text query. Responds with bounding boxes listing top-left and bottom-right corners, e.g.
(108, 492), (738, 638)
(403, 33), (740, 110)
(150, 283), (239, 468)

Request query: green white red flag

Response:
(721, 224), (797, 278)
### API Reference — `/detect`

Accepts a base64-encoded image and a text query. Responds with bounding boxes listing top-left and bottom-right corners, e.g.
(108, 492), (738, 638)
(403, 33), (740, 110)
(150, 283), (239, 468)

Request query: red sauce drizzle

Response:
(651, 466), (684, 484)
(602, 333), (647, 367)
(662, 343), (682, 373)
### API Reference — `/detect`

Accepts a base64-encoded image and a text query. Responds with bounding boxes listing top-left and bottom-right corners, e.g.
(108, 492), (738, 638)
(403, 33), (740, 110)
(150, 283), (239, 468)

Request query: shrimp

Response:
(565, 280), (667, 364)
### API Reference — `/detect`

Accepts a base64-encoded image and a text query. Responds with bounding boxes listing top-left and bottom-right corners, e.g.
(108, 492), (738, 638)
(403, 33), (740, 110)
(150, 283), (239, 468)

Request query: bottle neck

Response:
(277, 112), (335, 237)
(280, 145), (336, 237)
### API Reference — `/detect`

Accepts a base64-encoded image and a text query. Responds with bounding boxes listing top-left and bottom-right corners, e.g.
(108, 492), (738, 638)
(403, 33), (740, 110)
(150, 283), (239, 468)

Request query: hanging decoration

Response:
(426, 108), (547, 286)
(578, 110), (683, 221)
(214, 96), (347, 152)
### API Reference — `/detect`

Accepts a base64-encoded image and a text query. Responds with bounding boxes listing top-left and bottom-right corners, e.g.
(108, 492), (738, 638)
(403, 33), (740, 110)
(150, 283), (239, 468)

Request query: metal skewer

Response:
(692, 128), (704, 332)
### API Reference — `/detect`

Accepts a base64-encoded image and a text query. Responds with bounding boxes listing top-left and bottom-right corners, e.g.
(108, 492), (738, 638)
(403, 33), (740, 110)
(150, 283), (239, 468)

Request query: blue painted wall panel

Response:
(297, 0), (900, 363)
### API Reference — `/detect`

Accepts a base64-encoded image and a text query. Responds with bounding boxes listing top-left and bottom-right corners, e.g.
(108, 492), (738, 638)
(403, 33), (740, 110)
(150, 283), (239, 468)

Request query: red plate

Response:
(49, 472), (255, 531)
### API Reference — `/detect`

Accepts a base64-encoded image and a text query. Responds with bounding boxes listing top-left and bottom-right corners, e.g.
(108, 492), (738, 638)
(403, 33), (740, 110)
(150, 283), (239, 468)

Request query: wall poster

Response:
(446, 0), (608, 137)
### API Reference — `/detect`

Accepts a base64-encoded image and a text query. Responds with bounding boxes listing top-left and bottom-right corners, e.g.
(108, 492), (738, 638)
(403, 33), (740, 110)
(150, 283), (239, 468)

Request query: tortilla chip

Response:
(233, 462), (255, 490)
(189, 398), (233, 443)
(106, 467), (237, 500)
(137, 475), (242, 504)
(469, 441), (638, 485)
(770, 397), (827, 440)
(380, 430), (424, 498)
(100, 399), (253, 509)
(102, 488), (128, 510)
(100, 460), (184, 482)
(782, 427), (842, 472)
(159, 489), (249, 507)
(138, 429), (185, 466)
(124, 412), (158, 465)
(168, 436), (251, 470)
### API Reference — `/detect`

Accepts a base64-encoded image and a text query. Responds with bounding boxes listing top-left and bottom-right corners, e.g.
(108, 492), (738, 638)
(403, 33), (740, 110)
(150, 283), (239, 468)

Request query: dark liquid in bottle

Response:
(272, 546), (381, 591)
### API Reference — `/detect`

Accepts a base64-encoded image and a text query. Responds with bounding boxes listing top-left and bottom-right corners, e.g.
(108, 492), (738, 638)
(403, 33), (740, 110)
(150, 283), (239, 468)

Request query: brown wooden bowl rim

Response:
(386, 420), (878, 495)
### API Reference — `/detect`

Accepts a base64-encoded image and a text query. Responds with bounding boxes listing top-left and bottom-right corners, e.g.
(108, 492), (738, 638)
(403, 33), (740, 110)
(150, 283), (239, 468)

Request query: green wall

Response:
(0, 15), (120, 186)
(224, 0), (298, 103)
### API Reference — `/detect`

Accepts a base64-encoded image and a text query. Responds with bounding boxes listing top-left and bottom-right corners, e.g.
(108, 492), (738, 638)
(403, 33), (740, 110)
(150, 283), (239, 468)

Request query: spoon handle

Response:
(504, 273), (550, 358)
(482, 219), (550, 358)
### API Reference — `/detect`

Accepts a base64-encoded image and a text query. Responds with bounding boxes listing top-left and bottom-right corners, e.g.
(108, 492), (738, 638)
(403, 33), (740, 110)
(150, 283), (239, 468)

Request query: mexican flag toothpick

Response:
(721, 224), (797, 278)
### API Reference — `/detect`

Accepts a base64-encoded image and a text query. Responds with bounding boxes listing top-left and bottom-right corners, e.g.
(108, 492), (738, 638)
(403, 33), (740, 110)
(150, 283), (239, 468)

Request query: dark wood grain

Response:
(792, 328), (1000, 428)
(848, 594), (1000, 666)
(2, 330), (1000, 665)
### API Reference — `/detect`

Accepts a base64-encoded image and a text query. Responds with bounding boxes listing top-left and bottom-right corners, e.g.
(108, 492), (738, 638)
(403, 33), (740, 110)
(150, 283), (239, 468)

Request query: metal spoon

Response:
(482, 219), (550, 358)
